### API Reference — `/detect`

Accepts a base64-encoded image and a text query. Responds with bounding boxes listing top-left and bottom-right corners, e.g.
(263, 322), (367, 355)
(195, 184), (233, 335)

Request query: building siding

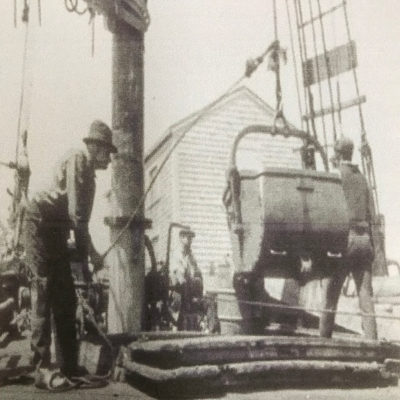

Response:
(145, 139), (174, 267)
(145, 87), (303, 286)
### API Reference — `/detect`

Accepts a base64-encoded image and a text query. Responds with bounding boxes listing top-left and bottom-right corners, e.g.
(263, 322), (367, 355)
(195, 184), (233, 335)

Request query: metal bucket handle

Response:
(229, 124), (328, 171)
(223, 125), (328, 252)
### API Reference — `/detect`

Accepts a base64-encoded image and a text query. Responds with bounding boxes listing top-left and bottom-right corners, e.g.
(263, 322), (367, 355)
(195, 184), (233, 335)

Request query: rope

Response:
(15, 3), (31, 164)
(65, 0), (88, 15)
(307, 0), (328, 152)
(341, 0), (364, 133)
(315, 0), (338, 142)
(37, 0), (41, 26)
(328, 2), (344, 138)
(76, 290), (113, 351)
(270, 0), (286, 130)
(14, 0), (17, 27)
(100, 76), (246, 260)
(294, 0), (318, 140)
(100, 42), (278, 260)
(65, 0), (77, 12)
(293, 0), (311, 136)
(91, 13), (95, 57)
(341, 0), (379, 213)
(285, 0), (304, 130)
(22, 0), (29, 23)
(336, 80), (344, 137)
(12, 3), (33, 256)
(75, 290), (114, 380)
(0, 161), (17, 169)
(213, 295), (400, 322)
(273, 0), (278, 41)
(297, 0), (318, 141)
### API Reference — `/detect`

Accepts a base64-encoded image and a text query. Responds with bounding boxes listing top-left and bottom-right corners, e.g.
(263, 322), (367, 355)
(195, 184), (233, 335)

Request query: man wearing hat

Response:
(320, 137), (377, 339)
(23, 120), (116, 390)
(170, 229), (204, 330)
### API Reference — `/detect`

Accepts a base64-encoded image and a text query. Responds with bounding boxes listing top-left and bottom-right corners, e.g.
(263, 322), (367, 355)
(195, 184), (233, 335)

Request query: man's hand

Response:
(90, 251), (104, 273)
(170, 268), (185, 288)
(89, 237), (104, 273)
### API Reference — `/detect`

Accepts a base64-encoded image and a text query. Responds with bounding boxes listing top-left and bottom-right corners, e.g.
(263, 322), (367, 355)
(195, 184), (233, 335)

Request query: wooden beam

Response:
(107, 20), (145, 333)
(82, 0), (150, 32)
(128, 335), (400, 368)
(303, 41), (358, 87)
(302, 95), (366, 121)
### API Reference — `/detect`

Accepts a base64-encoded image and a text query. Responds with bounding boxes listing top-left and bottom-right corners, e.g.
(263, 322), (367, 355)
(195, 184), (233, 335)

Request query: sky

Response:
(0, 0), (400, 261)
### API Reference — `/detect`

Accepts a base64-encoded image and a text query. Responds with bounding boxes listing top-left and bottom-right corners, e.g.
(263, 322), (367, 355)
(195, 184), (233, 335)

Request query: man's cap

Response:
(179, 229), (195, 238)
(334, 136), (354, 156)
(83, 120), (117, 153)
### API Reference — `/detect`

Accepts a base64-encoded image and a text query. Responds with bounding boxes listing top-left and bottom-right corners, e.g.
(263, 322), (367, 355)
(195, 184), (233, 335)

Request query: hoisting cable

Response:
(99, 42), (278, 261)
(285, 0), (304, 130)
(0, 161), (18, 169)
(90, 10), (96, 57)
(14, 0), (17, 27)
(101, 79), (245, 261)
(315, 0), (338, 142)
(336, 81), (344, 137)
(307, 0), (328, 153)
(214, 295), (400, 323)
(342, 0), (379, 211)
(22, 0), (29, 23)
(271, 0), (286, 130)
(15, 1), (31, 164)
(9, 1), (33, 256)
(295, 0), (318, 140)
(37, 0), (42, 26)
(292, 0), (311, 136)
(273, 0), (278, 41)
(341, 0), (365, 133)
(330, 7), (344, 138)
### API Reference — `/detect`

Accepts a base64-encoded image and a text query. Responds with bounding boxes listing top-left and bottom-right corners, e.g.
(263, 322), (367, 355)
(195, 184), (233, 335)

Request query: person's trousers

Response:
(319, 229), (377, 340)
(24, 202), (78, 377)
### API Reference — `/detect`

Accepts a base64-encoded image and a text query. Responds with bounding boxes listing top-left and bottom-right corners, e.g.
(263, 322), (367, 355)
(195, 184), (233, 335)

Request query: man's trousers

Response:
(23, 200), (78, 377)
(319, 228), (378, 340)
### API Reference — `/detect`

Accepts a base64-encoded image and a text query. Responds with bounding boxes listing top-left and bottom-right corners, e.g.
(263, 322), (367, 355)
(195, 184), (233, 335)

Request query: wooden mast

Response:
(84, 0), (150, 332)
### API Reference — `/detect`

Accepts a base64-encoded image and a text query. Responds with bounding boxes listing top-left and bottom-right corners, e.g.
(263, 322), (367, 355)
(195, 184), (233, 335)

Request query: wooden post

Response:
(106, 19), (146, 333)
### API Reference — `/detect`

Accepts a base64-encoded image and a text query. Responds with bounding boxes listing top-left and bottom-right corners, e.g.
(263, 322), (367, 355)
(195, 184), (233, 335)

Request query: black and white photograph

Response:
(0, 1), (400, 399)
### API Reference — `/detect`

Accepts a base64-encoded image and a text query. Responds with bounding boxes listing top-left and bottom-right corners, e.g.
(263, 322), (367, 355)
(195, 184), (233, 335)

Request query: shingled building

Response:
(144, 87), (302, 287)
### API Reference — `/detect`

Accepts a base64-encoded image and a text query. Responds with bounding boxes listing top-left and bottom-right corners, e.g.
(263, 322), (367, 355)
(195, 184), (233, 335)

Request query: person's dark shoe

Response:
(70, 375), (108, 389)
(69, 365), (110, 387)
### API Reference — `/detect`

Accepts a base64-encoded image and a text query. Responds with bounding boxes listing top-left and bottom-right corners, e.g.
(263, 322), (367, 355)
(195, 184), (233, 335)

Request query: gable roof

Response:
(145, 86), (276, 163)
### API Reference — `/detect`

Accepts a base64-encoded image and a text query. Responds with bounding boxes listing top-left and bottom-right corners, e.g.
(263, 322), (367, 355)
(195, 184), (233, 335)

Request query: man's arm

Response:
(65, 152), (92, 281)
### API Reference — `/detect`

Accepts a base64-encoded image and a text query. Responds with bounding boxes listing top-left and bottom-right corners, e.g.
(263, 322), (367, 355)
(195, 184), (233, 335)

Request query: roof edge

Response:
(144, 86), (287, 163)
(145, 130), (173, 163)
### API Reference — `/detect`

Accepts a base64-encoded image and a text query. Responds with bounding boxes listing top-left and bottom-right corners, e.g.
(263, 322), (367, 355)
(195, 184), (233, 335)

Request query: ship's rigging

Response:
(282, 0), (385, 273)
(283, 0), (379, 215)
(0, 0), (385, 273)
